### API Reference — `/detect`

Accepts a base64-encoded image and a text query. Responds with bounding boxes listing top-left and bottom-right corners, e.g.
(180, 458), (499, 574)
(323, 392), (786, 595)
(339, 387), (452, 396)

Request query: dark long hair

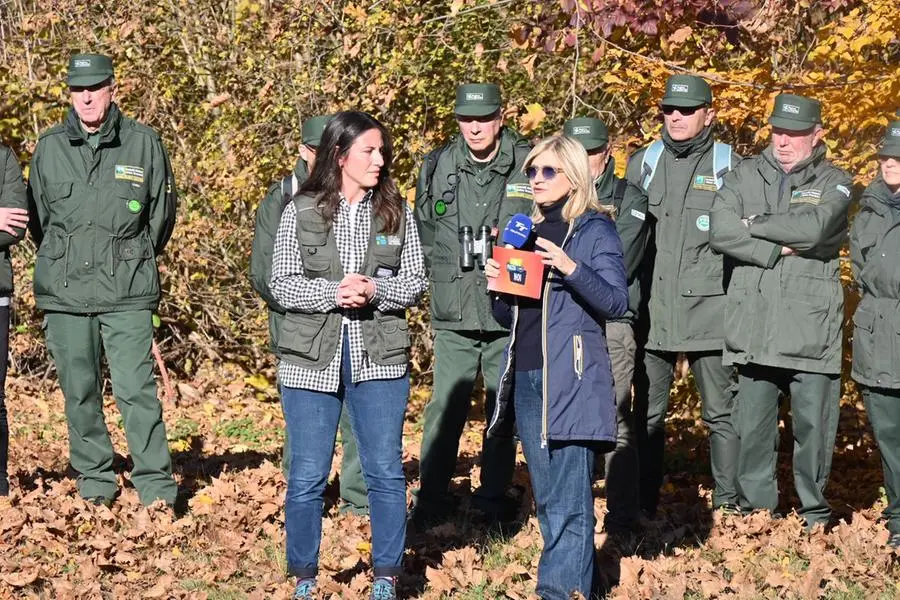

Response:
(297, 111), (402, 234)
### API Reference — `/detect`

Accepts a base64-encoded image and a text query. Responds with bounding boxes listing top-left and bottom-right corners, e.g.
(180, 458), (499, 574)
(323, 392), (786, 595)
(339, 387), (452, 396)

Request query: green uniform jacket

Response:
(250, 158), (310, 353)
(413, 128), (532, 332)
(0, 144), (28, 296)
(850, 176), (900, 388)
(709, 144), (851, 375)
(599, 158), (649, 325)
(27, 105), (177, 313)
(625, 137), (742, 352)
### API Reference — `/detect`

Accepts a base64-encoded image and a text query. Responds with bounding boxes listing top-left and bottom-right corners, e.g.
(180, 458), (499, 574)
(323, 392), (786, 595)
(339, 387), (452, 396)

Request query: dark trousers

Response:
(734, 365), (839, 526)
(862, 387), (900, 533)
(636, 349), (738, 514)
(416, 329), (516, 513)
(603, 322), (639, 530)
(45, 310), (177, 505)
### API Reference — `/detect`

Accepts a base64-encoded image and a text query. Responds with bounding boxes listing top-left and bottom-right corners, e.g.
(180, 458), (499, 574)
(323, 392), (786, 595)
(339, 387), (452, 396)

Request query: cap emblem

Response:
(782, 104), (801, 114)
(671, 83), (689, 93)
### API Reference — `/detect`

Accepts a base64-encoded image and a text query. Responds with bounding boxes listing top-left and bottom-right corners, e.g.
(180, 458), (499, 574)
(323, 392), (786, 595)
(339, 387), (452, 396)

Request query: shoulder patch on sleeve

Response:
(837, 184), (851, 197)
(630, 208), (646, 221)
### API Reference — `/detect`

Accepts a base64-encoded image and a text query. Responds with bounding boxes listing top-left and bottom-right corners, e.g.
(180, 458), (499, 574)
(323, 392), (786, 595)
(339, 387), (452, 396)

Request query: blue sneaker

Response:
(369, 577), (397, 600)
(293, 577), (316, 599)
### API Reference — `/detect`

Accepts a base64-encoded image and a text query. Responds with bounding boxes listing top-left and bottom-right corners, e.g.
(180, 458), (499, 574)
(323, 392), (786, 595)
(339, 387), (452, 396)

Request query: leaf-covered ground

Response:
(2, 367), (899, 599)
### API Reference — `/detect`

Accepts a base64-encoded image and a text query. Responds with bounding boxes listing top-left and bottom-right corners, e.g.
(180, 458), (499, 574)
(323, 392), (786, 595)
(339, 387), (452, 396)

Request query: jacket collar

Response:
(861, 175), (900, 215)
(293, 157), (310, 180)
(758, 142), (827, 187)
(594, 156), (617, 202)
(65, 103), (122, 145)
(454, 127), (522, 176)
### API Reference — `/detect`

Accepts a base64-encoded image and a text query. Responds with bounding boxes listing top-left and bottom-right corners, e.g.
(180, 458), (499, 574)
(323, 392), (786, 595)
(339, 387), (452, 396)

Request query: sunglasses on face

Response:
(525, 165), (565, 180)
(662, 105), (703, 116)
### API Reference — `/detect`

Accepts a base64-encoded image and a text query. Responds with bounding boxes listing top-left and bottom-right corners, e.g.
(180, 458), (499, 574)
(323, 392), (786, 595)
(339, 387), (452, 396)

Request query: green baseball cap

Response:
(879, 120), (900, 158)
(301, 115), (331, 147)
(768, 93), (822, 131)
(564, 117), (609, 151)
(67, 53), (114, 87)
(661, 74), (712, 108)
(454, 83), (502, 117)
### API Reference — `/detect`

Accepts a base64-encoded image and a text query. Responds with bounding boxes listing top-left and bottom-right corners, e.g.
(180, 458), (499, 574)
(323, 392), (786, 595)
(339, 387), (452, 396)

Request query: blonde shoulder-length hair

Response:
(524, 135), (615, 224)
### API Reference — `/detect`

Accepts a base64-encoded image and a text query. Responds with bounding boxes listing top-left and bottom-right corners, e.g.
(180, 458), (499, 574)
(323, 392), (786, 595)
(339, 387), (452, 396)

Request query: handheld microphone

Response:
(501, 213), (533, 249)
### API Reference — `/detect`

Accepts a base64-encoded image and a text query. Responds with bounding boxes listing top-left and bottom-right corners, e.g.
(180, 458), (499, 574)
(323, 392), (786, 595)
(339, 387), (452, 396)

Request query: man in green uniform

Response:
(412, 83), (533, 524)
(27, 54), (178, 507)
(565, 117), (650, 533)
(250, 115), (368, 515)
(625, 75), (742, 517)
(709, 94), (851, 529)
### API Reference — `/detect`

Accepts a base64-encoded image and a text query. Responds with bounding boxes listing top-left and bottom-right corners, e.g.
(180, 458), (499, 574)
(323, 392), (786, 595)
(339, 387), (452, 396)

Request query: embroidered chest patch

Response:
(692, 175), (718, 192)
(695, 215), (710, 231)
(506, 183), (533, 200)
(791, 188), (822, 205)
(115, 164), (145, 184)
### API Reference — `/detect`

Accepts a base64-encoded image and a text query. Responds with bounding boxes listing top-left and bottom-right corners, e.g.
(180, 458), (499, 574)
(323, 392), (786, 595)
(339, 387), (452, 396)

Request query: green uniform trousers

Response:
(281, 404), (368, 513)
(734, 365), (839, 527)
(416, 329), (515, 514)
(603, 322), (640, 531)
(636, 350), (738, 514)
(863, 387), (900, 534)
(45, 310), (177, 505)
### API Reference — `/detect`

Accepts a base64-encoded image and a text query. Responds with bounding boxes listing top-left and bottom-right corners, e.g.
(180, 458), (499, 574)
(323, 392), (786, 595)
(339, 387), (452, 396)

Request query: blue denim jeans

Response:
(281, 341), (408, 578)
(515, 369), (595, 600)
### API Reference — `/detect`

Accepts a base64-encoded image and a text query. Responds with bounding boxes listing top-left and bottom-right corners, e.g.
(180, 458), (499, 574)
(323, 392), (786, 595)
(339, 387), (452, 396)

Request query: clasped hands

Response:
(336, 273), (376, 309)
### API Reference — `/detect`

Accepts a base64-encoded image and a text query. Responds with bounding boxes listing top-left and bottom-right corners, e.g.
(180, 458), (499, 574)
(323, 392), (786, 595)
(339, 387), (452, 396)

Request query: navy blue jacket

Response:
(487, 210), (628, 445)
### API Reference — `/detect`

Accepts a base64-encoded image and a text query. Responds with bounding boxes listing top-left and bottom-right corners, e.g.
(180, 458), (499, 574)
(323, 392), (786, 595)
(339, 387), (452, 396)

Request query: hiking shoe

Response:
(370, 577), (397, 600)
(85, 496), (113, 508)
(715, 503), (742, 516)
(293, 577), (316, 599)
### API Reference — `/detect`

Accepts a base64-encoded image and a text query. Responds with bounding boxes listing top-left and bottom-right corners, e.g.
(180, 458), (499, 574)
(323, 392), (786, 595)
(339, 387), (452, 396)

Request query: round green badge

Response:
(435, 200), (447, 216)
(127, 199), (142, 213)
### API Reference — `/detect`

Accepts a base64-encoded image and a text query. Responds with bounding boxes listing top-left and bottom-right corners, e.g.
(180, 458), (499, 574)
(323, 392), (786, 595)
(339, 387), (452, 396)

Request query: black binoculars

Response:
(459, 225), (493, 270)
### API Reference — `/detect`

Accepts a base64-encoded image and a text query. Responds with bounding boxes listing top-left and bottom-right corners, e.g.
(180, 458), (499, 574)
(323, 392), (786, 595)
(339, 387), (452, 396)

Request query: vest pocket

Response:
(278, 313), (329, 360)
(375, 314), (410, 357)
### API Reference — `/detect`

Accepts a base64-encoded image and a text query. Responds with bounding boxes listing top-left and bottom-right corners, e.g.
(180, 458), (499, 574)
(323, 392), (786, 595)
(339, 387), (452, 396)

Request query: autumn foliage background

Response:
(0, 0), (899, 598)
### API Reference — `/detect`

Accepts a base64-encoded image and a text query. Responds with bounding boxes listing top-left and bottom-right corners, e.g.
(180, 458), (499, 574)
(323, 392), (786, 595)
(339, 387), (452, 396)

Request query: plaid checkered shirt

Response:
(270, 192), (427, 392)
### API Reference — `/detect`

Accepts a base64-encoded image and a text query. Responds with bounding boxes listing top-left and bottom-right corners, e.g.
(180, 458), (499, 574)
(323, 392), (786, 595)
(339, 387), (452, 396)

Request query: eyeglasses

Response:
(662, 105), (704, 116)
(525, 165), (565, 180)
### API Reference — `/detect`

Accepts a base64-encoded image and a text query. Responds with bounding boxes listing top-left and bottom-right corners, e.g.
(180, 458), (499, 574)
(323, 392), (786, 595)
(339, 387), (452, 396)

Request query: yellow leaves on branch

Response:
(519, 103), (546, 134)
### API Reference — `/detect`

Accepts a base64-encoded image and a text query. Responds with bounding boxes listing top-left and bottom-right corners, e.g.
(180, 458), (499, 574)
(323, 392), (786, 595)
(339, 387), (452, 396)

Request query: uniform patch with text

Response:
(114, 165), (145, 183)
(692, 175), (718, 192)
(506, 183), (533, 200)
(790, 188), (822, 204)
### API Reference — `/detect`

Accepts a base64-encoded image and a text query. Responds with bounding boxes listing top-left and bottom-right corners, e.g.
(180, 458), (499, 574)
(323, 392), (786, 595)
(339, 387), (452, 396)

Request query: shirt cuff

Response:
(325, 280), (341, 309)
(371, 277), (387, 306)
